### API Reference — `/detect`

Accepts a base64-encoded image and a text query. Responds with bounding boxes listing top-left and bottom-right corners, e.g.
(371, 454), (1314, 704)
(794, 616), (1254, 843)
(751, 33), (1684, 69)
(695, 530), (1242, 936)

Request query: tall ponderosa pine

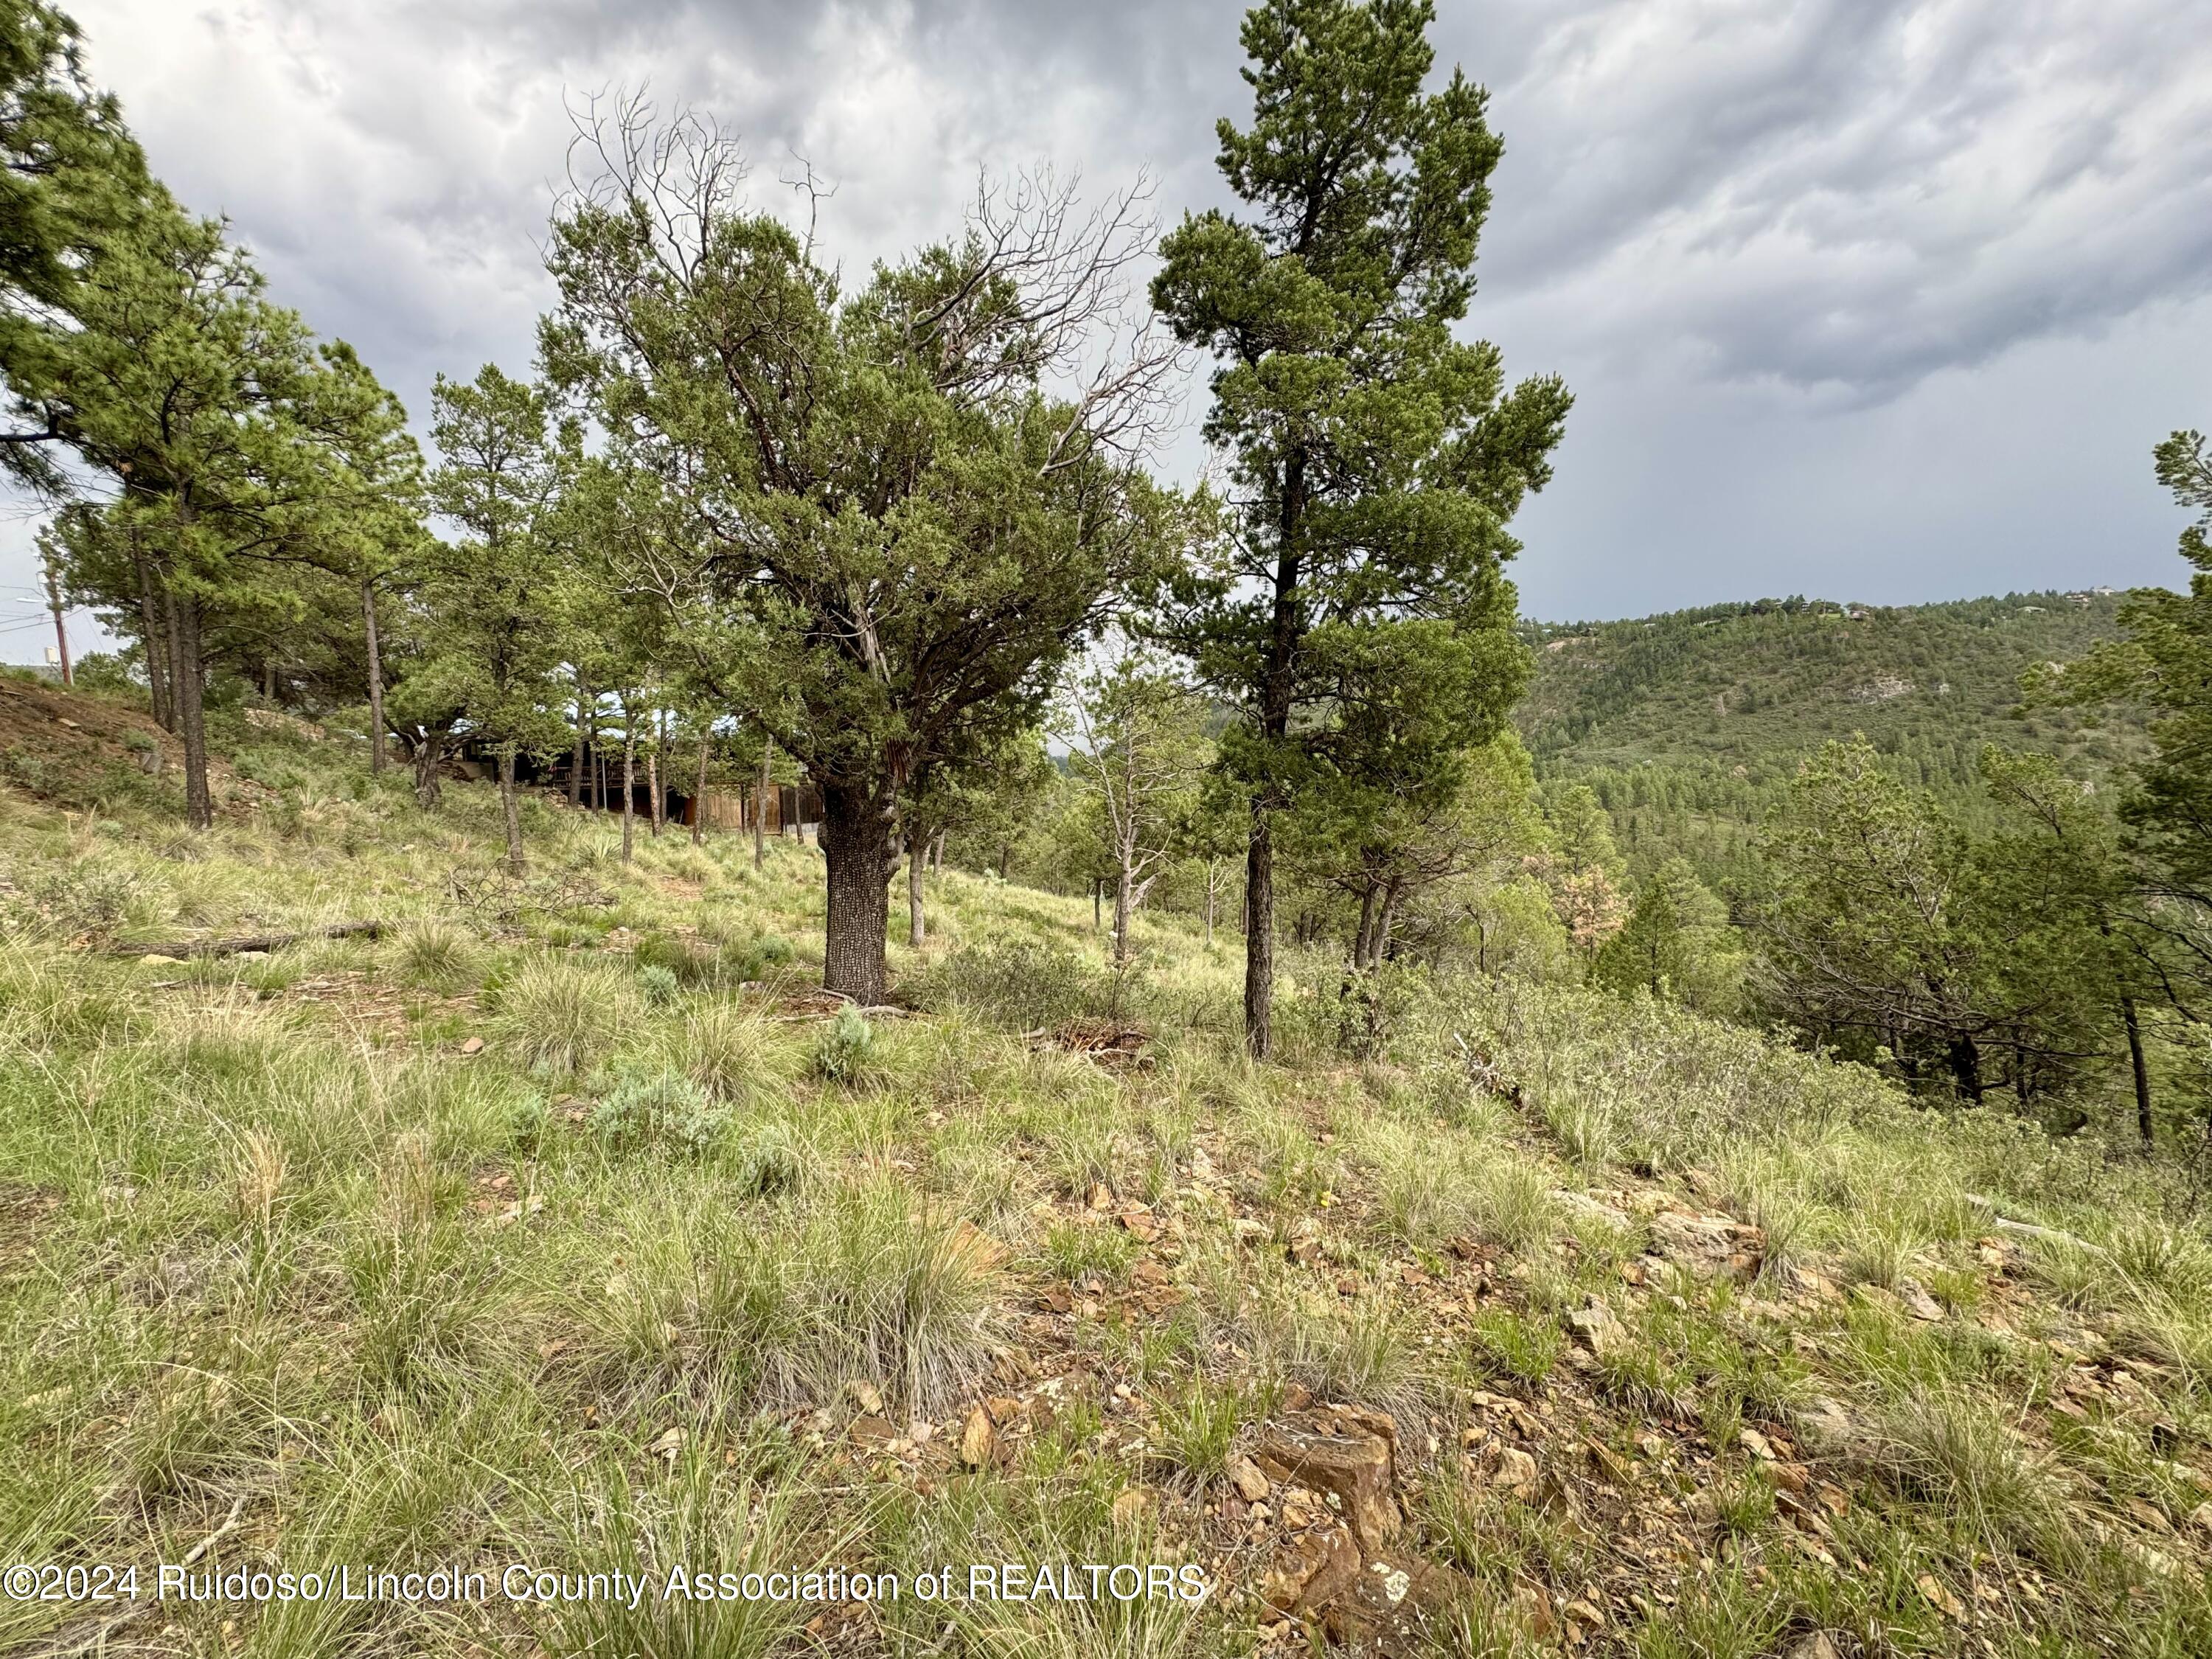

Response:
(541, 102), (1178, 1003)
(0, 0), (150, 490)
(425, 364), (576, 871)
(1152, 0), (1571, 1055)
(36, 202), (402, 827)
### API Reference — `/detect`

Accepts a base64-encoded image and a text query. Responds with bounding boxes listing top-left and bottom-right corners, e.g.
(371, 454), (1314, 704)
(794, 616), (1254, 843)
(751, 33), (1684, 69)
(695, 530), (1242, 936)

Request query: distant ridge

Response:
(1514, 589), (2148, 884)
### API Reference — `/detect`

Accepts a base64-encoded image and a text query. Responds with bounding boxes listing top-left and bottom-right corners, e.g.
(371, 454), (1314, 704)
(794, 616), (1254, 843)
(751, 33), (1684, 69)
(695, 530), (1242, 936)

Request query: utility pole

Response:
(42, 549), (71, 687)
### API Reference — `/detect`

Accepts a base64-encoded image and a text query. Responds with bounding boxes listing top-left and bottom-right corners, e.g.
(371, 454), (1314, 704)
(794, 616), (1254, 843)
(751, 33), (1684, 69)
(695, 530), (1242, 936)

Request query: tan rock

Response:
(1493, 1444), (1539, 1493)
(1566, 1301), (1629, 1357)
(1896, 1276), (1945, 1321)
(1254, 1425), (1399, 1554)
(1782, 1632), (1843, 1659)
(1227, 1455), (1271, 1503)
(1261, 1521), (1361, 1616)
(959, 1405), (996, 1468)
(1110, 1488), (1152, 1528)
(947, 1219), (1009, 1273)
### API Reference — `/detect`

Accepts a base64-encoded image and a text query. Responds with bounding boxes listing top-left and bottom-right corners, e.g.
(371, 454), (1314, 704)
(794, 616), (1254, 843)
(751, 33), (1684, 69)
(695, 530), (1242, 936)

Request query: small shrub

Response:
(813, 1005), (876, 1085)
(906, 940), (1118, 1030)
(730, 1121), (807, 1198)
(635, 930), (719, 987)
(590, 1067), (729, 1156)
(637, 963), (682, 1007)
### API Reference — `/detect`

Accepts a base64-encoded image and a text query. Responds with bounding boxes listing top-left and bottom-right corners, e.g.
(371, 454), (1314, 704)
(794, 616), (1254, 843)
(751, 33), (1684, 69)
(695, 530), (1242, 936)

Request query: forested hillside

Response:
(1517, 593), (2146, 884)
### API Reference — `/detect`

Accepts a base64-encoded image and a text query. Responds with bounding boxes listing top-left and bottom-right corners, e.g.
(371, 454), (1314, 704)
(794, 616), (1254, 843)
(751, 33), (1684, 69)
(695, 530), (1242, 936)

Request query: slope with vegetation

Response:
(4, 689), (2211, 1659)
(1517, 594), (2143, 884)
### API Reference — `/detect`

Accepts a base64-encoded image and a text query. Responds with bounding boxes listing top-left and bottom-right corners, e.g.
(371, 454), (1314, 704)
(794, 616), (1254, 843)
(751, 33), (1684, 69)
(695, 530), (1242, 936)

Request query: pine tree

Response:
(1150, 0), (1570, 1056)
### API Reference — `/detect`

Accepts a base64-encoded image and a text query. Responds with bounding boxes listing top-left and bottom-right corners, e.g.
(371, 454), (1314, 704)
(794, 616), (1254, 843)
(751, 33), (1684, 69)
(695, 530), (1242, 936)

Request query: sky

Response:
(5, 0), (2211, 659)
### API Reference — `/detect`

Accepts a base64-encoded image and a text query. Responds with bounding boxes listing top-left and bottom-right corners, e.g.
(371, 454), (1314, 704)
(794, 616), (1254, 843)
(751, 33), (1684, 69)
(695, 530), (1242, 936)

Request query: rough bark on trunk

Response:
(1353, 884), (1380, 969)
(650, 707), (666, 837)
(2122, 995), (2153, 1148)
(692, 731), (709, 846)
(136, 551), (173, 732)
(647, 746), (662, 838)
(171, 591), (213, 830)
(1947, 1034), (1985, 1104)
(998, 841), (1012, 880)
(621, 713), (636, 863)
(821, 780), (893, 1004)
(361, 579), (386, 777)
(569, 672), (588, 807)
(412, 730), (443, 807)
(1376, 880), (1400, 965)
(1244, 449), (1305, 1060)
(1244, 805), (1276, 1058)
(499, 740), (524, 873)
(932, 830), (945, 872)
(754, 740), (770, 872)
(908, 833), (928, 946)
(1112, 859), (1134, 967)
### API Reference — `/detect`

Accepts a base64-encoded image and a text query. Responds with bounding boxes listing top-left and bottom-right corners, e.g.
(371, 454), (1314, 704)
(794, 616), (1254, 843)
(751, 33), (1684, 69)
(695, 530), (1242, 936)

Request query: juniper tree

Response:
(1150, 0), (1571, 1055)
(540, 99), (1180, 1003)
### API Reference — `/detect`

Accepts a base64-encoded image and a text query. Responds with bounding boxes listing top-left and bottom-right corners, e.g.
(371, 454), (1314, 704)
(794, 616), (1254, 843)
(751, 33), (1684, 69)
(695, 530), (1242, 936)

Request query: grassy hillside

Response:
(1517, 592), (2147, 884)
(2, 686), (2210, 1657)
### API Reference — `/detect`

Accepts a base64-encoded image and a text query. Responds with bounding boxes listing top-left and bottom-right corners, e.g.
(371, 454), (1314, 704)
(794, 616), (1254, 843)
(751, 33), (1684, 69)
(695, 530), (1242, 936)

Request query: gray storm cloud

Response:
(4, 0), (2209, 655)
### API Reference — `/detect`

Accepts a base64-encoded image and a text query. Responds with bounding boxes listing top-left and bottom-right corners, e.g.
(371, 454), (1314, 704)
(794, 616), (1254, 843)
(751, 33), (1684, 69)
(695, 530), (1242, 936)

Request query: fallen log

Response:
(107, 919), (388, 959)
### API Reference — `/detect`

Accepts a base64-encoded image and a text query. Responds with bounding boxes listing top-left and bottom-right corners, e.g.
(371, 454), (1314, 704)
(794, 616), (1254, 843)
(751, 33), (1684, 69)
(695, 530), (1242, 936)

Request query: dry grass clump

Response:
(588, 1182), (1003, 1413)
(493, 955), (638, 1074)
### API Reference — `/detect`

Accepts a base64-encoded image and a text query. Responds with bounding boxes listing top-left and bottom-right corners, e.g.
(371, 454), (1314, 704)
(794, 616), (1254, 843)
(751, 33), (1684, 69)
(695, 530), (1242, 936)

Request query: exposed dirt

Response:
(0, 677), (182, 796)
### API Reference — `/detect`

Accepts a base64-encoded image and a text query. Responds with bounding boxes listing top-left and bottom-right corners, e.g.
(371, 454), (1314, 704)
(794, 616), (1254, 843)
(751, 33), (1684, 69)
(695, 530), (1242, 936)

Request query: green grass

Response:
(0, 708), (2208, 1656)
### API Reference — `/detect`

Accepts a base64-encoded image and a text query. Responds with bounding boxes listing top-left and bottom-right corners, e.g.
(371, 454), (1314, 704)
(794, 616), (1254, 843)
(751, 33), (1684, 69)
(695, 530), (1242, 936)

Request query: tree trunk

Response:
(44, 555), (71, 686)
(499, 740), (524, 873)
(569, 671), (588, 807)
(1093, 879), (1102, 932)
(647, 745), (662, 838)
(932, 830), (945, 872)
(998, 841), (1012, 880)
(1353, 884), (1379, 969)
(135, 547), (173, 732)
(1377, 879), (1401, 965)
(621, 712), (636, 863)
(908, 832), (927, 946)
(170, 591), (212, 830)
(2122, 995), (2153, 1149)
(754, 740), (770, 871)
(1947, 1034), (1985, 1104)
(692, 730), (709, 846)
(1244, 449), (1306, 1060)
(1244, 804), (1276, 1057)
(412, 729), (443, 807)
(1205, 860), (1217, 947)
(820, 779), (893, 1004)
(361, 579), (386, 777)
